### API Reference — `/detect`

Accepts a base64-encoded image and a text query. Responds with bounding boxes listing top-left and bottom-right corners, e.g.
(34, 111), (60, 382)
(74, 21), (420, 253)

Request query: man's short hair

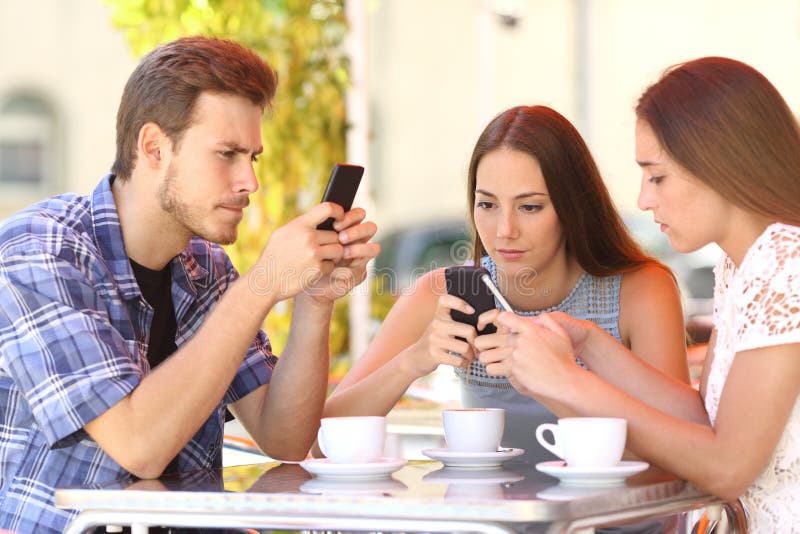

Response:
(111, 36), (278, 180)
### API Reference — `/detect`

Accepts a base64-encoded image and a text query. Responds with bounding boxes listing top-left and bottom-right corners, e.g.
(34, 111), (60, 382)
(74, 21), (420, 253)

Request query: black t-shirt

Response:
(130, 259), (179, 475)
(130, 259), (178, 367)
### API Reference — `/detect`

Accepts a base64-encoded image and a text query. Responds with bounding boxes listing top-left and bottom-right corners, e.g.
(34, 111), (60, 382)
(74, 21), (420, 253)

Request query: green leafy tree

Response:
(105, 0), (350, 355)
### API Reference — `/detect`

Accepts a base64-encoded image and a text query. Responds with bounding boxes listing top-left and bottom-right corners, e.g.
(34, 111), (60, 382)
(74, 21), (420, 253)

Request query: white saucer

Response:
(300, 477), (407, 495)
(535, 460), (649, 487)
(300, 457), (407, 480)
(421, 448), (525, 469)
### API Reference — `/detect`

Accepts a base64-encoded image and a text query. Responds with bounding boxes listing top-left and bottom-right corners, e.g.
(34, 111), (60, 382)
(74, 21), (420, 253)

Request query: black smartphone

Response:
(316, 163), (364, 230)
(444, 266), (498, 335)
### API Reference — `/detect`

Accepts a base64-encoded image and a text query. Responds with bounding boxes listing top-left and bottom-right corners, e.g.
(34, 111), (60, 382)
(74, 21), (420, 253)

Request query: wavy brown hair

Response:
(468, 105), (663, 276)
(636, 57), (800, 225)
(111, 36), (278, 181)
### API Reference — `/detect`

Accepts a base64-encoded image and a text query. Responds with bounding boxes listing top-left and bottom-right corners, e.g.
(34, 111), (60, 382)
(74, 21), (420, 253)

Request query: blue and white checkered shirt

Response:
(0, 175), (277, 533)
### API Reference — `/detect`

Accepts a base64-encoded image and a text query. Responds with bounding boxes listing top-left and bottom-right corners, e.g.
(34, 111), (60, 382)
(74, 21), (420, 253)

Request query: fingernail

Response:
(465, 305), (475, 314)
(338, 231), (348, 241)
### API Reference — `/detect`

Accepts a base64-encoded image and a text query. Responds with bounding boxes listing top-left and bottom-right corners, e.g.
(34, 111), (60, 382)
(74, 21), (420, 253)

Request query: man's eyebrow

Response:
(475, 189), (547, 199)
(220, 142), (263, 156)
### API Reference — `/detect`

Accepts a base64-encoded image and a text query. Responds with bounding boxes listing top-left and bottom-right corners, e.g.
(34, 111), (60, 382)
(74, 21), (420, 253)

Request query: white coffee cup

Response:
(317, 416), (386, 464)
(535, 417), (626, 468)
(442, 408), (505, 453)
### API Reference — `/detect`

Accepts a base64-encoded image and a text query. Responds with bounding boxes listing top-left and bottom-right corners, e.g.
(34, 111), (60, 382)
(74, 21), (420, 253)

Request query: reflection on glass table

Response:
(56, 459), (746, 534)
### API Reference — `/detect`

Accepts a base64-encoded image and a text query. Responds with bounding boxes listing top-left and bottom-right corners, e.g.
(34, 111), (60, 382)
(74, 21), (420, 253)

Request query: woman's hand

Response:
(541, 311), (596, 358)
(406, 294), (480, 377)
(494, 312), (585, 401)
(474, 308), (515, 377)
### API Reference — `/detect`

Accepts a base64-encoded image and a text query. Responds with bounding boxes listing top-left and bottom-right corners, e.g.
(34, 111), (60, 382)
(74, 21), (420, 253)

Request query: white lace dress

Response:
(707, 223), (800, 532)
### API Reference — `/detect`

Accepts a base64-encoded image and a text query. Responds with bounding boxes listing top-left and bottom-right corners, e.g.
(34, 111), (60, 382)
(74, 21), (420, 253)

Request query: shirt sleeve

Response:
(0, 246), (142, 448)
(734, 228), (800, 352)
(223, 329), (277, 404)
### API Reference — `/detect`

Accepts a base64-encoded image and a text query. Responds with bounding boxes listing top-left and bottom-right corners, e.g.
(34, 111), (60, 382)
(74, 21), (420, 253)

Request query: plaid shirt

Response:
(0, 175), (277, 533)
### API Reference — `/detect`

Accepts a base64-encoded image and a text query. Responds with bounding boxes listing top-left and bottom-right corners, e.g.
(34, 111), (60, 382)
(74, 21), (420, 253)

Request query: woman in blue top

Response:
(324, 105), (689, 460)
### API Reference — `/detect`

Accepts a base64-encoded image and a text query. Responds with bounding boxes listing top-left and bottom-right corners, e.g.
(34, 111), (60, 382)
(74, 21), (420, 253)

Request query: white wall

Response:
(586, 0), (800, 211)
(0, 0), (135, 216)
(366, 0), (800, 234)
(1, 0), (799, 229)
(366, 0), (577, 233)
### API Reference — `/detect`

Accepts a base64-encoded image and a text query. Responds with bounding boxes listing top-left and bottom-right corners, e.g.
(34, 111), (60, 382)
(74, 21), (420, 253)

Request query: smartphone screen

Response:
(317, 163), (364, 230)
(444, 266), (498, 335)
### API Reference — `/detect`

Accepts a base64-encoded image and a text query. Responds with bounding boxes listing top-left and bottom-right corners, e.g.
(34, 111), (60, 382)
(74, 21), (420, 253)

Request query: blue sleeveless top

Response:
(457, 256), (623, 462)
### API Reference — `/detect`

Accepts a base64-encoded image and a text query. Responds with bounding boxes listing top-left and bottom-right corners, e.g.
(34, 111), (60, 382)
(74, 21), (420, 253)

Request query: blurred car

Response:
(374, 220), (471, 294)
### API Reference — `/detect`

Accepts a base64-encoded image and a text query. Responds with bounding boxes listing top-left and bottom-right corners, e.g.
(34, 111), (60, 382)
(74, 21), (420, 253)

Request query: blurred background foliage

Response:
(105, 0), (356, 358)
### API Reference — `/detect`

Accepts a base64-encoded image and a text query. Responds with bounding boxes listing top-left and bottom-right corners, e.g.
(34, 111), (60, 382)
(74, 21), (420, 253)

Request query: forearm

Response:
(561, 370), (750, 499)
(580, 326), (708, 424)
(86, 275), (277, 477)
(252, 293), (333, 459)
(324, 345), (425, 418)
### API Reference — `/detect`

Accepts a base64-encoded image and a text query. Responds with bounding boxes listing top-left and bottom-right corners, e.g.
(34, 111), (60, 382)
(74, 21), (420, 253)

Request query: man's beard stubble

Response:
(158, 162), (238, 245)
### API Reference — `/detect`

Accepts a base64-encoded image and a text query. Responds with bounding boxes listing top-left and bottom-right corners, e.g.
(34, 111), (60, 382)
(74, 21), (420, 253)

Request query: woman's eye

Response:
(520, 204), (544, 213)
(475, 201), (494, 209)
(219, 151), (235, 159)
(648, 175), (664, 184)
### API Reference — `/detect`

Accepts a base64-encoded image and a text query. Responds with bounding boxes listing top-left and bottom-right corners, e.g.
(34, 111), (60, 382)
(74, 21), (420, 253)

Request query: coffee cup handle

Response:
(317, 427), (329, 458)
(535, 423), (562, 459)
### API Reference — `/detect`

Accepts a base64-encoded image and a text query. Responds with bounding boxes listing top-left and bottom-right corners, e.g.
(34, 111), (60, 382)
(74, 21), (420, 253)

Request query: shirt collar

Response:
(89, 174), (210, 302)
(89, 174), (140, 301)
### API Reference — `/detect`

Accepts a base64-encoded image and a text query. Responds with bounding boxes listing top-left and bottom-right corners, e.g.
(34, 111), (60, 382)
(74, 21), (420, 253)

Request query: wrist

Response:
(398, 342), (430, 380)
(577, 320), (603, 364)
(242, 266), (283, 312)
(232, 273), (279, 316)
(293, 292), (335, 316)
(557, 363), (596, 408)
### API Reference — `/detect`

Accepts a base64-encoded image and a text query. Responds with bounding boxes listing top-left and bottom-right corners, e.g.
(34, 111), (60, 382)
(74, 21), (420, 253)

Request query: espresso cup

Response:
(317, 416), (386, 464)
(442, 408), (505, 453)
(535, 417), (626, 468)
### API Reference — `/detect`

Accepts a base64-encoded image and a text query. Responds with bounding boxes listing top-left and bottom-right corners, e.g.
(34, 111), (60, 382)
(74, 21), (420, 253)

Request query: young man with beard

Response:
(0, 36), (379, 533)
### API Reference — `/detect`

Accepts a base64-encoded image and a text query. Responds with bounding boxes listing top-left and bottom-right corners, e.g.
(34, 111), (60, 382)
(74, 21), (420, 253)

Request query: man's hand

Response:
(248, 203), (348, 303)
(302, 205), (380, 304)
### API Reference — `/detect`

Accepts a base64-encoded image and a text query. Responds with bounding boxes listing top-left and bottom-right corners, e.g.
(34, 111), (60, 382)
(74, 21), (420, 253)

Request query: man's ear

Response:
(137, 122), (167, 168)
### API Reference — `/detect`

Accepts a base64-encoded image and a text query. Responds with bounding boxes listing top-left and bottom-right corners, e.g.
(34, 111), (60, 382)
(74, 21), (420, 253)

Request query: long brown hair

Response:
(111, 36), (278, 180)
(636, 57), (800, 225)
(467, 105), (661, 276)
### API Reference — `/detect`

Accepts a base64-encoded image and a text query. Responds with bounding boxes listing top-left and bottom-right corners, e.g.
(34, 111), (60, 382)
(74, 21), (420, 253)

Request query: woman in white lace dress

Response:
(481, 57), (800, 532)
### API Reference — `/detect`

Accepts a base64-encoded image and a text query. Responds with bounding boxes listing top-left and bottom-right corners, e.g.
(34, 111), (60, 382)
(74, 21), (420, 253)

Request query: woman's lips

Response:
(496, 249), (525, 260)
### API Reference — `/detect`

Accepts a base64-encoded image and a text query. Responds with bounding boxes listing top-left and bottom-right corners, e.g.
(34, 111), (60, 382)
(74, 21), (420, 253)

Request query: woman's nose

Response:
(497, 210), (519, 238)
(637, 180), (653, 212)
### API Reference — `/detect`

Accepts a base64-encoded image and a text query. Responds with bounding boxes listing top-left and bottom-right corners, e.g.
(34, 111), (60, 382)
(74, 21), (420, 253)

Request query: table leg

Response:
(64, 510), (518, 534)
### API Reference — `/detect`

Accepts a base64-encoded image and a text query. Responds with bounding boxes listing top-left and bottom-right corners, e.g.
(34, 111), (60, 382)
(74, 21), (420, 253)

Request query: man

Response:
(0, 36), (379, 533)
